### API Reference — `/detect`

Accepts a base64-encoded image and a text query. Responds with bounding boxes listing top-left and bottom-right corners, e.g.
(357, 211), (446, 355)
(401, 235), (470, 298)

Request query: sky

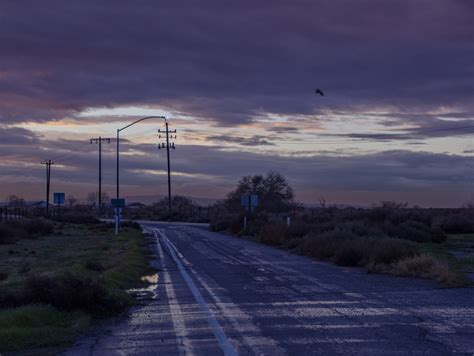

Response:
(0, 0), (473, 207)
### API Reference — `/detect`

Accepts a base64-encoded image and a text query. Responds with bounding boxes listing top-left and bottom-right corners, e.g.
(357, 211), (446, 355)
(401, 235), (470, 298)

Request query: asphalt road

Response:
(67, 221), (474, 355)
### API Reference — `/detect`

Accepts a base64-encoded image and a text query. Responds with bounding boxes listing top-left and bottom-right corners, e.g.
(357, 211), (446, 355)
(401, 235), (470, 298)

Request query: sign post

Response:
(111, 198), (125, 236)
(53, 192), (65, 217)
(241, 194), (258, 229)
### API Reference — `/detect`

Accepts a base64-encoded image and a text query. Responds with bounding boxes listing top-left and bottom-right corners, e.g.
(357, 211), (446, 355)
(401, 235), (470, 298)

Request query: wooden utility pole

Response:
(41, 160), (54, 216)
(158, 121), (177, 212)
(90, 137), (111, 213)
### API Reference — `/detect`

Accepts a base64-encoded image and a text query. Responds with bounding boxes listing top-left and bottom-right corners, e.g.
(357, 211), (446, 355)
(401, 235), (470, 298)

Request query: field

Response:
(0, 219), (153, 352)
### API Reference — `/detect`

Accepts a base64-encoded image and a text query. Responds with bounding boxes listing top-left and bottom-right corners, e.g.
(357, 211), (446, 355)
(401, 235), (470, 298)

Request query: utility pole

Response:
(158, 120), (177, 212)
(90, 137), (111, 213)
(41, 160), (54, 216)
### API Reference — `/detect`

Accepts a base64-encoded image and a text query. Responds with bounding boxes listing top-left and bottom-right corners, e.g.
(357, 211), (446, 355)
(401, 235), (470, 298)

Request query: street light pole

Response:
(165, 121), (172, 212)
(115, 116), (166, 235)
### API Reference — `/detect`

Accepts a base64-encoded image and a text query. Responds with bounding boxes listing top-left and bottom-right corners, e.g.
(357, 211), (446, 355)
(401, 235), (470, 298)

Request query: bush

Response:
(371, 254), (469, 287)
(52, 214), (100, 225)
(209, 215), (243, 234)
(120, 220), (141, 230)
(300, 229), (357, 260)
(367, 238), (418, 265)
(300, 230), (418, 268)
(21, 273), (128, 316)
(258, 221), (288, 245)
(435, 214), (474, 234)
(0, 219), (53, 244)
(20, 219), (54, 236)
(0, 225), (25, 244)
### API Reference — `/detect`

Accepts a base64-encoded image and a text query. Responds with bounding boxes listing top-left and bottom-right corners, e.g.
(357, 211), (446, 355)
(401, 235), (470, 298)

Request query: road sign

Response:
(250, 195), (258, 207)
(111, 198), (125, 207)
(53, 192), (65, 204)
(241, 194), (258, 207)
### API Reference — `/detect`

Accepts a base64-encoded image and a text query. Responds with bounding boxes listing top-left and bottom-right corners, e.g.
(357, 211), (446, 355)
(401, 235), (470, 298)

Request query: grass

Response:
(0, 221), (153, 352)
(421, 233), (474, 275)
(377, 254), (469, 287)
(0, 305), (90, 351)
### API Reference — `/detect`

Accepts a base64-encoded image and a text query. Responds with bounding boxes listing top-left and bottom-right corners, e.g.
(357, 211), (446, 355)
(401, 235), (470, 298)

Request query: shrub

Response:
(0, 225), (25, 244)
(333, 238), (370, 266)
(287, 221), (311, 238)
(367, 238), (418, 265)
(120, 220), (141, 230)
(372, 254), (469, 287)
(20, 219), (54, 236)
(210, 215), (244, 234)
(300, 229), (357, 260)
(52, 214), (100, 225)
(435, 214), (474, 234)
(22, 273), (128, 316)
(258, 221), (288, 245)
(0, 219), (53, 244)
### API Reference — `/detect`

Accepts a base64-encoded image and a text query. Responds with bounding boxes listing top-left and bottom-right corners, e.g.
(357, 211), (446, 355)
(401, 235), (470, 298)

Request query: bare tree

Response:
(66, 195), (78, 208)
(318, 195), (327, 209)
(7, 195), (26, 207)
(87, 191), (110, 207)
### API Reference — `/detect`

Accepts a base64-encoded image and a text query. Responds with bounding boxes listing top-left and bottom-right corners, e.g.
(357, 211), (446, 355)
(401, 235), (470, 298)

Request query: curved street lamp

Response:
(115, 116), (166, 234)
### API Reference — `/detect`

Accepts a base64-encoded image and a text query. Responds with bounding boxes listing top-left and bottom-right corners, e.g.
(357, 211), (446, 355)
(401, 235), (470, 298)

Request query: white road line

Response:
(156, 228), (238, 356)
(174, 228), (286, 356)
(151, 230), (193, 356)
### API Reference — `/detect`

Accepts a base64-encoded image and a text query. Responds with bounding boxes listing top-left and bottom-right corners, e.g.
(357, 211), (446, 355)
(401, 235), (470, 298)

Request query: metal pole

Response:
(46, 160), (51, 216)
(166, 121), (171, 212)
(116, 130), (120, 201)
(115, 129), (119, 236)
(98, 136), (102, 213)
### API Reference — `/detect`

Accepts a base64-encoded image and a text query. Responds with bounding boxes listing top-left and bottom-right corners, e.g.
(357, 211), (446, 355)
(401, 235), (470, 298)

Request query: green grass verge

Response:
(0, 305), (90, 351)
(0, 221), (153, 352)
(421, 233), (474, 275)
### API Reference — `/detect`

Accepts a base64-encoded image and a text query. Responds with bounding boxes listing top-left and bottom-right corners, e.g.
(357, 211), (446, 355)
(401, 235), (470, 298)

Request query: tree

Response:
(153, 195), (195, 212)
(225, 171), (294, 212)
(86, 192), (110, 207)
(66, 195), (78, 208)
(7, 195), (26, 207)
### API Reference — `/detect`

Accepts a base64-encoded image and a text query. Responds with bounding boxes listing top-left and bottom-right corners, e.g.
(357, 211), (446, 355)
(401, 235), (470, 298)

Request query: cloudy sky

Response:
(0, 0), (473, 207)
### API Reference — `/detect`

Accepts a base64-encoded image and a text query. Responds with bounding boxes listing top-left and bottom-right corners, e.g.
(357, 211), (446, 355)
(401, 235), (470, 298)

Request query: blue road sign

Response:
(53, 192), (65, 204)
(111, 198), (125, 207)
(250, 195), (258, 207)
(241, 194), (258, 207)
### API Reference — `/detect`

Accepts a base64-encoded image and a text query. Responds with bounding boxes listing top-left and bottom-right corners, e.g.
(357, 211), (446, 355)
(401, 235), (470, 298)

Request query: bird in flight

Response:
(315, 88), (324, 96)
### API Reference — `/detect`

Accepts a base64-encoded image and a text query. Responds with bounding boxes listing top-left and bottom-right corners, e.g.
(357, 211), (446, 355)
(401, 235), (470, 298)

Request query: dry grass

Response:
(369, 254), (469, 287)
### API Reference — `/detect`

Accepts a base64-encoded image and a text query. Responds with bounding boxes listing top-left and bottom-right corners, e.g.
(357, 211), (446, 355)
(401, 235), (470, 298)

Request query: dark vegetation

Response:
(0, 217), (152, 352)
(0, 218), (54, 244)
(211, 173), (474, 287)
(123, 195), (211, 223)
(211, 208), (473, 286)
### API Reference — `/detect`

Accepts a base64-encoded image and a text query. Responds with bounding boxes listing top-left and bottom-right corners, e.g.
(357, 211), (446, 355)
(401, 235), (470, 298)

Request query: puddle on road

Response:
(127, 273), (159, 301)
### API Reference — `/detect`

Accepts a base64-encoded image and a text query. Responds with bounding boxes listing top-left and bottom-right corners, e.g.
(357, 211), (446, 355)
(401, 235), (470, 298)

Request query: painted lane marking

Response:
(156, 228), (238, 356)
(172, 227), (286, 355)
(151, 230), (193, 356)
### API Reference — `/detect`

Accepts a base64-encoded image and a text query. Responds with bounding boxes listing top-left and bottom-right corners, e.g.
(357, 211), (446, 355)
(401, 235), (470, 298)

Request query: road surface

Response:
(67, 221), (474, 355)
